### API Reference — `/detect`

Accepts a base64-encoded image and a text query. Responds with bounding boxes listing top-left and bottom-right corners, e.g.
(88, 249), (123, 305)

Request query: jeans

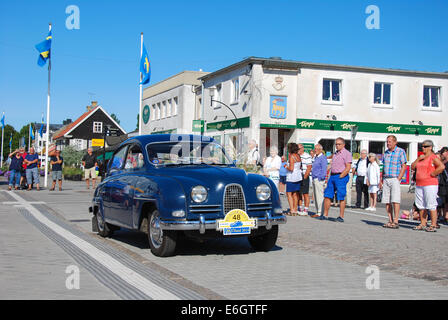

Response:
(9, 169), (21, 187)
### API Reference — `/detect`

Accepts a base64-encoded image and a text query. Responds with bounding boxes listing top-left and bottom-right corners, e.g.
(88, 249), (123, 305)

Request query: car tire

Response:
(248, 225), (279, 252)
(147, 210), (177, 257)
(95, 211), (114, 238)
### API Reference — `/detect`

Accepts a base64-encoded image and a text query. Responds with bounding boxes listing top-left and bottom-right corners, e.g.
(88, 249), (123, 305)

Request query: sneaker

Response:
(365, 207), (372, 211)
(318, 215), (327, 221)
(370, 207), (376, 212)
(336, 217), (344, 222)
(299, 212), (308, 216)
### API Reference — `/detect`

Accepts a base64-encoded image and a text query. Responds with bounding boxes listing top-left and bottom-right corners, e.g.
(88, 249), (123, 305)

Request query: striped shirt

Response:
(383, 146), (407, 178)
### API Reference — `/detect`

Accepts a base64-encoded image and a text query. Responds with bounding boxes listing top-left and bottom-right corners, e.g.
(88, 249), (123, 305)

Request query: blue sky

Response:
(0, 0), (447, 133)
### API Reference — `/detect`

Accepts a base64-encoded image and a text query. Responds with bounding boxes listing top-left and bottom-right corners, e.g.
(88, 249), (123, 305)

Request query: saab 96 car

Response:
(89, 134), (286, 257)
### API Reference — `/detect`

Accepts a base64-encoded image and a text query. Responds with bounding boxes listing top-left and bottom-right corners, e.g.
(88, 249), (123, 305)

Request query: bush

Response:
(63, 167), (84, 181)
(61, 146), (84, 167)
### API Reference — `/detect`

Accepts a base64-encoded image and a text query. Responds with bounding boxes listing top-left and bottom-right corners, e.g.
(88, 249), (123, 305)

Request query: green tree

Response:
(110, 113), (120, 125)
(61, 145), (84, 167)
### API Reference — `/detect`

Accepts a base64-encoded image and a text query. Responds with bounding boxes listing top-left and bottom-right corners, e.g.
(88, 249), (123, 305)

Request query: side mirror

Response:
(233, 160), (237, 166)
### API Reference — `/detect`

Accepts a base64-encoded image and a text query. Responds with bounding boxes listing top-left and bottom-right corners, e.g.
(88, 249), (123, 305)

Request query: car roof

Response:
(118, 134), (215, 148)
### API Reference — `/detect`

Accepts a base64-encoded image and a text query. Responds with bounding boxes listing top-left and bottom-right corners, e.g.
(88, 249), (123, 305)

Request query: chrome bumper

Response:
(159, 212), (287, 234)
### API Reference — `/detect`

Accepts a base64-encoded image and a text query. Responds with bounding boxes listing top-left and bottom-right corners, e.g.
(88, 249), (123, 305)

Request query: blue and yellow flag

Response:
(39, 114), (45, 137)
(140, 44), (151, 85)
(30, 124), (35, 141)
(0, 113), (4, 128)
(9, 133), (12, 148)
(35, 30), (52, 67)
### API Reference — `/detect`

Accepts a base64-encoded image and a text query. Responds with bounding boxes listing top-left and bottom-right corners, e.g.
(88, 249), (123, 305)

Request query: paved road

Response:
(1, 177), (447, 300)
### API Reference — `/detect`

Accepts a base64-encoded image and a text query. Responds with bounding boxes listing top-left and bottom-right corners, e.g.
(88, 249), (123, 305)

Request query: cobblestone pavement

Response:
(1, 178), (447, 299)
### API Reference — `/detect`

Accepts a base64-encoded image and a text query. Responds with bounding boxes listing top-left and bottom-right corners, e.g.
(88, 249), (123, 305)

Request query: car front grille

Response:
(223, 184), (246, 214)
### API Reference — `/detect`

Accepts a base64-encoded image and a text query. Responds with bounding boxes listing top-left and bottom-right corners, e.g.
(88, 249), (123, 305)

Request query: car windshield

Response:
(146, 141), (233, 167)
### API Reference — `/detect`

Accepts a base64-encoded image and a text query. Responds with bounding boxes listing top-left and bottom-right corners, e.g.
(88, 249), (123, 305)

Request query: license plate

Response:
(217, 209), (256, 236)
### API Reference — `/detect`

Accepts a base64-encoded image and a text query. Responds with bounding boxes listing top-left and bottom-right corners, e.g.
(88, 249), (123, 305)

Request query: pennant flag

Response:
(30, 124), (35, 140)
(0, 113), (4, 128)
(39, 114), (45, 137)
(35, 30), (52, 67)
(140, 44), (151, 85)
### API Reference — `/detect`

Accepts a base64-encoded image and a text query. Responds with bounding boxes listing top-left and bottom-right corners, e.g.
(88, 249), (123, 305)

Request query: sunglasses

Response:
(422, 145), (432, 148)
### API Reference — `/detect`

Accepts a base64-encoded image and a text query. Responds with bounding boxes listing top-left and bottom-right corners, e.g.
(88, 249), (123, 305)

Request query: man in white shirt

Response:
(298, 144), (313, 215)
(352, 149), (369, 208)
(246, 139), (260, 166)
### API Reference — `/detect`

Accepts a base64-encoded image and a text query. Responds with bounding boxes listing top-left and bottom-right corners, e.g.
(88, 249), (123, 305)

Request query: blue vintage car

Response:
(90, 134), (286, 257)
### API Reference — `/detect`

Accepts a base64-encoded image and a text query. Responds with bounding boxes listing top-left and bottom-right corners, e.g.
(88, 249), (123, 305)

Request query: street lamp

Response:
(209, 87), (242, 156)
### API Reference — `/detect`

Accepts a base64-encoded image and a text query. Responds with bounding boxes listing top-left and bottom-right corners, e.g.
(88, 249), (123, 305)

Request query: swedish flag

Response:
(140, 44), (151, 85)
(35, 30), (52, 67)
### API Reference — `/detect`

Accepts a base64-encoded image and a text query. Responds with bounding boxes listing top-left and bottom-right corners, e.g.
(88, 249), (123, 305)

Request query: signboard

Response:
(207, 117), (250, 132)
(192, 120), (204, 133)
(296, 118), (442, 136)
(270, 96), (287, 119)
(142, 105), (150, 124)
(91, 139), (105, 147)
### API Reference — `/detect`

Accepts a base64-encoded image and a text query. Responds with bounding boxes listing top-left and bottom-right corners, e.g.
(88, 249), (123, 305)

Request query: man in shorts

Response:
(50, 150), (63, 191)
(320, 137), (352, 222)
(82, 148), (98, 190)
(380, 135), (407, 229)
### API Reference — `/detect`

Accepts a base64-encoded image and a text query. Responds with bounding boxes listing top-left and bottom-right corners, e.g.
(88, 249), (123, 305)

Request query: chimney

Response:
(86, 101), (98, 112)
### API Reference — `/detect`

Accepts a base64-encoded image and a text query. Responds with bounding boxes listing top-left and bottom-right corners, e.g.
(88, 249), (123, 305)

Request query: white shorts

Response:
(369, 185), (379, 194)
(415, 185), (439, 211)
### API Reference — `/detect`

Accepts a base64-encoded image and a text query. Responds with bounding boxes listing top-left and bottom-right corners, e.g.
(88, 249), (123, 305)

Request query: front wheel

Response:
(248, 225), (279, 252)
(147, 210), (177, 257)
(95, 211), (114, 238)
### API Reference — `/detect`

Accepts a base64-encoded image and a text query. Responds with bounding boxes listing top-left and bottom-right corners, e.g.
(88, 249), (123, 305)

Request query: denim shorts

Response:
(51, 170), (62, 181)
(26, 167), (40, 185)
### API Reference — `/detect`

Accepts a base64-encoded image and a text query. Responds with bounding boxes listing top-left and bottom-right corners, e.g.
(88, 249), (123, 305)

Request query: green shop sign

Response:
(142, 105), (150, 124)
(207, 117), (250, 132)
(296, 118), (442, 136)
(192, 120), (204, 133)
(260, 123), (296, 129)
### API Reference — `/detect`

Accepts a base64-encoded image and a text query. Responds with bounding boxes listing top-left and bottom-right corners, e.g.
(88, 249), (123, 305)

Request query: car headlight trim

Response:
(191, 185), (208, 203)
(256, 184), (271, 201)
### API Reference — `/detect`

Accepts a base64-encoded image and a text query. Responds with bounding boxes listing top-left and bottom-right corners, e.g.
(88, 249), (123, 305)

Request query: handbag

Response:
(377, 189), (383, 203)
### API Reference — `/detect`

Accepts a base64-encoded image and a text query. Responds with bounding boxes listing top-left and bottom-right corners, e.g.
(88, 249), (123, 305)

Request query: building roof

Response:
(142, 70), (209, 100)
(199, 56), (448, 81)
(52, 105), (126, 140)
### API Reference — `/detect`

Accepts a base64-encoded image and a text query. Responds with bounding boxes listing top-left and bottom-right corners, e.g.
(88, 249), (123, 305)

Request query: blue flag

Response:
(35, 30), (52, 67)
(140, 44), (151, 85)
(0, 113), (4, 128)
(30, 124), (35, 140)
(39, 115), (45, 137)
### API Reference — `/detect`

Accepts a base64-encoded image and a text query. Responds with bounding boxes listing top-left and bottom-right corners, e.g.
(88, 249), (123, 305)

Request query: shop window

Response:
(346, 140), (361, 158)
(319, 139), (335, 157)
(369, 141), (385, 161)
(397, 142), (410, 161)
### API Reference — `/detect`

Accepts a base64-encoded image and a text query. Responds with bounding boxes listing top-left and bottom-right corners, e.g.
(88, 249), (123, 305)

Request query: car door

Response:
(104, 145), (130, 227)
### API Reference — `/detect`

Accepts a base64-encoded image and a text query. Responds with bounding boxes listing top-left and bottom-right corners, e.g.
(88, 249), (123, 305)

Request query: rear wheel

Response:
(147, 210), (177, 257)
(248, 225), (279, 252)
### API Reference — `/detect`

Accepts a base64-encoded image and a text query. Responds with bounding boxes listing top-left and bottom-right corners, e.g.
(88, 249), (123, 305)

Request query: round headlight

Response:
(256, 184), (271, 201)
(191, 185), (208, 203)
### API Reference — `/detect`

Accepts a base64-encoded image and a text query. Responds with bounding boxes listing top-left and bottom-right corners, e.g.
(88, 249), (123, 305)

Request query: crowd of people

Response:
(253, 135), (448, 232)
(6, 146), (99, 191)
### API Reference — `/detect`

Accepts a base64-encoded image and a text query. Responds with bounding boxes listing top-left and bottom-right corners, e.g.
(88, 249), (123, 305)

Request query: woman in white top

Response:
(263, 146), (282, 190)
(365, 153), (381, 211)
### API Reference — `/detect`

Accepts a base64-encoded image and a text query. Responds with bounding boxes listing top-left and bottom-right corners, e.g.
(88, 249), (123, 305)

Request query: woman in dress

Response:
(284, 143), (302, 216)
(411, 140), (445, 232)
(365, 153), (381, 211)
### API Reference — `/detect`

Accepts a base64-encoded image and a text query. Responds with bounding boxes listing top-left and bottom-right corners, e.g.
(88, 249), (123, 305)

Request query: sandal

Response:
(413, 225), (425, 231)
(383, 222), (399, 229)
(425, 226), (437, 232)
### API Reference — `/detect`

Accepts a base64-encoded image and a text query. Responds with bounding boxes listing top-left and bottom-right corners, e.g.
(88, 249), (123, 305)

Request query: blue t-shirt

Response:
(9, 156), (23, 171)
(25, 153), (39, 169)
(279, 161), (288, 177)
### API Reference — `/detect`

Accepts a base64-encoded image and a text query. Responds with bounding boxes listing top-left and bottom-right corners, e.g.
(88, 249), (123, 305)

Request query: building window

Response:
(173, 97), (178, 115)
(151, 104), (156, 120)
(373, 82), (392, 105)
(213, 84), (222, 109)
(93, 121), (103, 133)
(167, 99), (172, 117)
(322, 79), (341, 102)
(231, 79), (239, 103)
(162, 101), (166, 118)
(423, 86), (440, 109)
(157, 103), (161, 120)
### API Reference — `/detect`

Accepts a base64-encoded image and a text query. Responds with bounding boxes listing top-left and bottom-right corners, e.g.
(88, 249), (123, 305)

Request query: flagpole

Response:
(138, 32), (143, 136)
(28, 123), (31, 151)
(40, 112), (43, 168)
(44, 23), (52, 188)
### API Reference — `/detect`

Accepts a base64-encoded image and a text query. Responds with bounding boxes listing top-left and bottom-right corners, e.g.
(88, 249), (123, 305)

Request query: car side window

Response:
(124, 145), (145, 171)
(109, 146), (128, 172)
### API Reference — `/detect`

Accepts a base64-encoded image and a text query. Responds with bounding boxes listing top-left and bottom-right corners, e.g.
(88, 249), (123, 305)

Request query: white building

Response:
(141, 71), (208, 135)
(198, 57), (447, 170)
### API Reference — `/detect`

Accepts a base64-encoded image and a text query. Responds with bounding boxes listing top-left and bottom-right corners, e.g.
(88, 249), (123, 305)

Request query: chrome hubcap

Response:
(149, 212), (163, 249)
